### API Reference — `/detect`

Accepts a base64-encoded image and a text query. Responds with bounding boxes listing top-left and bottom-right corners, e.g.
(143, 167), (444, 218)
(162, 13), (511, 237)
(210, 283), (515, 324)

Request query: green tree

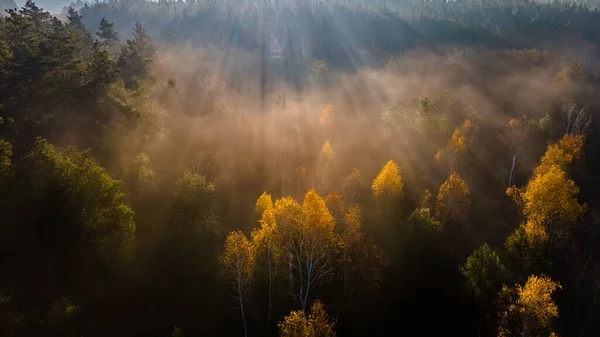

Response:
(461, 244), (505, 337)
(172, 170), (218, 233)
(85, 41), (118, 97)
(461, 244), (505, 304)
(96, 18), (119, 46)
(118, 22), (155, 89)
(66, 7), (91, 50)
(0, 138), (11, 181)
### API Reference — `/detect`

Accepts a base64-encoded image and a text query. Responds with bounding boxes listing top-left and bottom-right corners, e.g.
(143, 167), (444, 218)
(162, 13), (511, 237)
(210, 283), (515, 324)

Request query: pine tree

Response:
(118, 22), (155, 89)
(96, 18), (118, 46)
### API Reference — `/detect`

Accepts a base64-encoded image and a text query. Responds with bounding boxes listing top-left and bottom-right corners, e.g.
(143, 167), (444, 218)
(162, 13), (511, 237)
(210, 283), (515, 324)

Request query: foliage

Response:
(535, 135), (584, 176)
(509, 135), (585, 246)
(172, 170), (218, 232)
(278, 300), (336, 337)
(0, 138), (11, 180)
(255, 191), (274, 217)
(497, 275), (561, 337)
(220, 231), (255, 337)
(372, 160), (403, 199)
(461, 244), (505, 305)
(23, 138), (135, 258)
(96, 18), (118, 46)
(435, 172), (470, 222)
(342, 168), (365, 206)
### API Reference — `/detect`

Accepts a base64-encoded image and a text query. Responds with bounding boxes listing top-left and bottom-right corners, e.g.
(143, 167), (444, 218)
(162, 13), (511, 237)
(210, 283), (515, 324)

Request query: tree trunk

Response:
(238, 285), (248, 337)
(268, 259), (272, 332)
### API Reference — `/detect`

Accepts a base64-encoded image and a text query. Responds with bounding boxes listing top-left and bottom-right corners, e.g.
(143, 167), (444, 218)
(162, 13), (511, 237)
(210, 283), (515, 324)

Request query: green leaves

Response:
(172, 170), (218, 232)
(461, 244), (505, 305)
(23, 139), (135, 257)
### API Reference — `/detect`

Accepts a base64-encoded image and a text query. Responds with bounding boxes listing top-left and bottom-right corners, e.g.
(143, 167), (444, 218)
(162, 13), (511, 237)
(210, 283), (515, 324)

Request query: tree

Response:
(0, 138), (11, 181)
(220, 231), (255, 337)
(435, 172), (470, 223)
(22, 139), (135, 257)
(85, 40), (118, 97)
(172, 170), (218, 233)
(507, 135), (585, 247)
(2, 139), (135, 311)
(251, 197), (282, 331)
(277, 190), (336, 311)
(255, 191), (274, 217)
(461, 244), (505, 337)
(342, 168), (365, 206)
(520, 166), (584, 245)
(461, 244), (505, 305)
(66, 6), (91, 49)
(96, 18), (118, 46)
(278, 300), (336, 337)
(372, 160), (403, 199)
(497, 275), (561, 337)
(316, 140), (335, 194)
(336, 205), (386, 301)
(535, 134), (583, 176)
(118, 22), (155, 89)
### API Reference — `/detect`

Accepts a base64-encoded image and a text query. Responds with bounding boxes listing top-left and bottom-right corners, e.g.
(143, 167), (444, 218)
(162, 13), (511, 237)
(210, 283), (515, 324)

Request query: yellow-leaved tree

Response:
(277, 190), (336, 311)
(497, 275), (561, 337)
(506, 135), (585, 251)
(437, 119), (478, 173)
(317, 141), (335, 194)
(372, 160), (403, 200)
(251, 192), (282, 330)
(219, 231), (255, 337)
(255, 191), (274, 218)
(342, 168), (365, 206)
(435, 172), (470, 223)
(336, 205), (386, 299)
(279, 300), (336, 337)
(535, 134), (583, 176)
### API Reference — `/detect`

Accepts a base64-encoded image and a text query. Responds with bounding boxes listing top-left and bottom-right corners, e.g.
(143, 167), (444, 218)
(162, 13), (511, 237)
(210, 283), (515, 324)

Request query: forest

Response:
(1, 0), (600, 336)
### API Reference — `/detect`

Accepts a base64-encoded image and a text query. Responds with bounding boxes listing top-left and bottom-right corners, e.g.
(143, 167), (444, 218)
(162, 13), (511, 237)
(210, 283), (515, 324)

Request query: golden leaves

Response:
(220, 231), (255, 289)
(372, 160), (403, 199)
(507, 134), (585, 247)
(435, 172), (470, 221)
(278, 300), (336, 337)
(302, 189), (335, 234)
(536, 135), (583, 176)
(516, 275), (561, 327)
(497, 275), (561, 337)
(255, 191), (274, 217)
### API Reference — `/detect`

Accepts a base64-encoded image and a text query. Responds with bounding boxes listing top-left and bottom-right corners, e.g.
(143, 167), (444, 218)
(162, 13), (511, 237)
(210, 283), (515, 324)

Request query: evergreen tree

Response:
(66, 7), (92, 52)
(96, 17), (118, 46)
(117, 22), (155, 89)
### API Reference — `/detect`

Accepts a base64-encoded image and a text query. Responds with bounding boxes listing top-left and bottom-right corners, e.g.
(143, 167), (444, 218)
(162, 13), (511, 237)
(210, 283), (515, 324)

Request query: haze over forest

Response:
(2, 0), (600, 336)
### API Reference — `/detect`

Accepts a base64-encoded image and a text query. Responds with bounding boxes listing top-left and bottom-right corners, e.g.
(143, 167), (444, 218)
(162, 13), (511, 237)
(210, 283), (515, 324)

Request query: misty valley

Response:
(1, 0), (600, 336)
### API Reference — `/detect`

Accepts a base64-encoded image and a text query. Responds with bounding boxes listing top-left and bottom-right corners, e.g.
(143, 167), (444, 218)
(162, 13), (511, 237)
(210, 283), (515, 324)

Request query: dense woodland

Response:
(2, 0), (600, 336)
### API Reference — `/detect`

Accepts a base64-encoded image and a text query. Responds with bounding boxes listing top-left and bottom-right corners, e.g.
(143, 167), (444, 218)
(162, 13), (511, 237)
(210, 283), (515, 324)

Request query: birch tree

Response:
(277, 190), (335, 311)
(251, 195), (282, 330)
(435, 172), (470, 223)
(497, 275), (561, 337)
(278, 300), (336, 337)
(220, 231), (255, 337)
